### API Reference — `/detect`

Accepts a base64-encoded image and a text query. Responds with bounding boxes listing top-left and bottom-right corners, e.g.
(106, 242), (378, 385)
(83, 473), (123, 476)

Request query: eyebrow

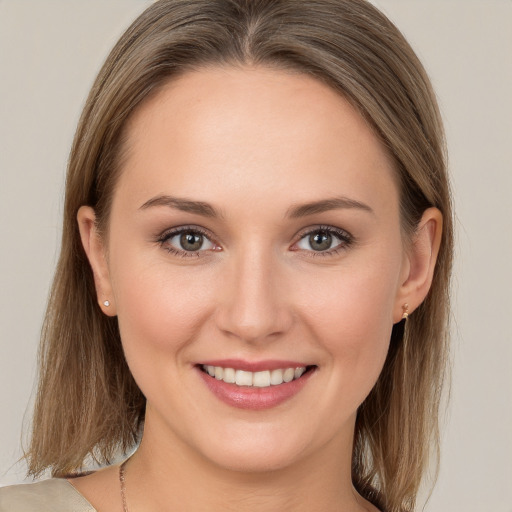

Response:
(139, 195), (223, 218)
(139, 194), (373, 219)
(286, 196), (374, 218)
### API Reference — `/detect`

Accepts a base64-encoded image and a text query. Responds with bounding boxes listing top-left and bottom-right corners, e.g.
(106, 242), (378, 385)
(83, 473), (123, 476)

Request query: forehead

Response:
(115, 65), (398, 216)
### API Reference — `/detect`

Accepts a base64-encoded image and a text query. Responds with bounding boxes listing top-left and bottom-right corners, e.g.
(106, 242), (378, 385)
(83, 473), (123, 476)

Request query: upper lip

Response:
(197, 359), (313, 372)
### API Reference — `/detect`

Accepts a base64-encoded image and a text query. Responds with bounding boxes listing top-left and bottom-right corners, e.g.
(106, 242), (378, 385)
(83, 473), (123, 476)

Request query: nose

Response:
(215, 247), (293, 344)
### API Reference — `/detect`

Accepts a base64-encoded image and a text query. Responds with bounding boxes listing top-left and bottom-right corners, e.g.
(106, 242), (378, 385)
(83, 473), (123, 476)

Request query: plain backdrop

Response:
(0, 1), (511, 511)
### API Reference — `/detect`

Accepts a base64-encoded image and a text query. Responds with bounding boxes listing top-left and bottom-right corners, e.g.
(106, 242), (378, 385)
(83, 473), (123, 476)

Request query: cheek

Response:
(296, 249), (402, 392)
(110, 249), (216, 363)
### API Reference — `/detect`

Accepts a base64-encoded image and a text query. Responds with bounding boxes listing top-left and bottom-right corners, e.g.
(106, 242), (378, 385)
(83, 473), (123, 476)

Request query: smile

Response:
(197, 361), (316, 410)
(201, 365), (307, 388)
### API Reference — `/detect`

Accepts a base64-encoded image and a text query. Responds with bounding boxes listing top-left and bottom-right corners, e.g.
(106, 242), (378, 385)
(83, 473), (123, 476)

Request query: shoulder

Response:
(0, 479), (96, 512)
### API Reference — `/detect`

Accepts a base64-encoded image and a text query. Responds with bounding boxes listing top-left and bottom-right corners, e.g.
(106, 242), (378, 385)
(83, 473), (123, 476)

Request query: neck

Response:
(124, 414), (371, 512)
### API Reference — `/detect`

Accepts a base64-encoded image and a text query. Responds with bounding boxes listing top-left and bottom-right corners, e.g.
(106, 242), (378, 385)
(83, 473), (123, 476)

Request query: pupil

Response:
(310, 231), (332, 251)
(180, 232), (202, 251)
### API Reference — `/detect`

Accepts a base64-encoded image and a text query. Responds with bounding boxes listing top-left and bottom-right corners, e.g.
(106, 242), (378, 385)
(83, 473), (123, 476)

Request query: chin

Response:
(206, 445), (306, 474)
(189, 422), (323, 475)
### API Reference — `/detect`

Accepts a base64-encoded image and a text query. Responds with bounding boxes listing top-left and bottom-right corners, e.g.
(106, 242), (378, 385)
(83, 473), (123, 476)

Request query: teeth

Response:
(294, 367), (305, 379)
(253, 371), (270, 388)
(223, 367), (235, 384)
(283, 368), (295, 383)
(270, 369), (284, 385)
(235, 370), (253, 386)
(202, 365), (308, 388)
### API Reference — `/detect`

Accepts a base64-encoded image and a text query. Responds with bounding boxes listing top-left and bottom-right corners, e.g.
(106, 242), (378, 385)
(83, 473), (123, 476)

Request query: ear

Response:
(393, 207), (443, 322)
(77, 206), (117, 316)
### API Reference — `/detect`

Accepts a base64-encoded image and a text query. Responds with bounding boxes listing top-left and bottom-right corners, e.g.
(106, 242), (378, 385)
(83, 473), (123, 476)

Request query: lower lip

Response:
(197, 367), (315, 410)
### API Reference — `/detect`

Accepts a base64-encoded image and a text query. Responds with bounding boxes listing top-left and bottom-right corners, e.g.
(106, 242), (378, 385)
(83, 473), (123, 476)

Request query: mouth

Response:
(199, 364), (315, 388)
(196, 361), (317, 410)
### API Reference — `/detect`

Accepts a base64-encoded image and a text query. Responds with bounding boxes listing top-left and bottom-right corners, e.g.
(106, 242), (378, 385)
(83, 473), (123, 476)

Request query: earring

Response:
(390, 303), (409, 345)
(103, 300), (110, 307)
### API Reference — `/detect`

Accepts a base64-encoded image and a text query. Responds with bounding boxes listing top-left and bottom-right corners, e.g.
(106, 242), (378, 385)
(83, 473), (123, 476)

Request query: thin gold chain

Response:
(117, 457), (369, 511)
(119, 460), (129, 512)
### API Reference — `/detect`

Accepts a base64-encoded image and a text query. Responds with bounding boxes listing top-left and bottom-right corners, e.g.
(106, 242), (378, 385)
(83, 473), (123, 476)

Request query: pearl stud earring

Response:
(103, 300), (110, 307)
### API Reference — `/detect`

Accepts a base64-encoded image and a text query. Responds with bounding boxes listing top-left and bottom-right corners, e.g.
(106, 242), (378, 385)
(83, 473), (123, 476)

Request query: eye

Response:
(158, 227), (217, 257)
(295, 226), (353, 255)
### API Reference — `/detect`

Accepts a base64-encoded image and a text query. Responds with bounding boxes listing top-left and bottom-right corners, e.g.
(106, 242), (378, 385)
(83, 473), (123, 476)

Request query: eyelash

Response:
(157, 226), (215, 258)
(295, 225), (354, 258)
(157, 225), (354, 259)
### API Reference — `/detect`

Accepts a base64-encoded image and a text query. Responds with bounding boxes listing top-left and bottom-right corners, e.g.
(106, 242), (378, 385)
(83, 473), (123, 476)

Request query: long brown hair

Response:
(27, 1), (453, 511)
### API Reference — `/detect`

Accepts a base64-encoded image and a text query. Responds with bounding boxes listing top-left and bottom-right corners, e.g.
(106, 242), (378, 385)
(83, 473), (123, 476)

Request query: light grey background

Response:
(1, 1), (511, 511)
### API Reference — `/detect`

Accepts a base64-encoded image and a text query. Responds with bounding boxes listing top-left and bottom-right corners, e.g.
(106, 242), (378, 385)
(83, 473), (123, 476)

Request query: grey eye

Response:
(296, 229), (346, 252)
(308, 231), (333, 251)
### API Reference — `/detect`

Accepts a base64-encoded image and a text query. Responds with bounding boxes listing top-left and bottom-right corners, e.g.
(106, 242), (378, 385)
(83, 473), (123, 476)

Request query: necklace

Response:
(119, 459), (372, 512)
(119, 460), (129, 512)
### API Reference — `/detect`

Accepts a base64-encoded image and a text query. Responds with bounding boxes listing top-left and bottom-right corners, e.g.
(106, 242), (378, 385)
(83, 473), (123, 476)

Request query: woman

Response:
(0, 0), (453, 511)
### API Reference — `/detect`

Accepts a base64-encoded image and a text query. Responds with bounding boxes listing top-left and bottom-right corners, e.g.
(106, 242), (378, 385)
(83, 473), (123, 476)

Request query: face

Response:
(83, 66), (414, 473)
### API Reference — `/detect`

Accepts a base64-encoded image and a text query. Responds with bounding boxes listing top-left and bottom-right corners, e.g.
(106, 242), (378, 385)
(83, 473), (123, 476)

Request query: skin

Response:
(74, 66), (442, 512)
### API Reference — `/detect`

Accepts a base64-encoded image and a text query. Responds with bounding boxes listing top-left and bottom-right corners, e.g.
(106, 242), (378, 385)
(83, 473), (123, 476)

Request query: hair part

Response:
(27, 2), (453, 511)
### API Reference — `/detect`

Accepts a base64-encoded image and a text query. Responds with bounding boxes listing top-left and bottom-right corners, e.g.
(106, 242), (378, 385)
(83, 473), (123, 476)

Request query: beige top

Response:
(0, 479), (95, 512)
